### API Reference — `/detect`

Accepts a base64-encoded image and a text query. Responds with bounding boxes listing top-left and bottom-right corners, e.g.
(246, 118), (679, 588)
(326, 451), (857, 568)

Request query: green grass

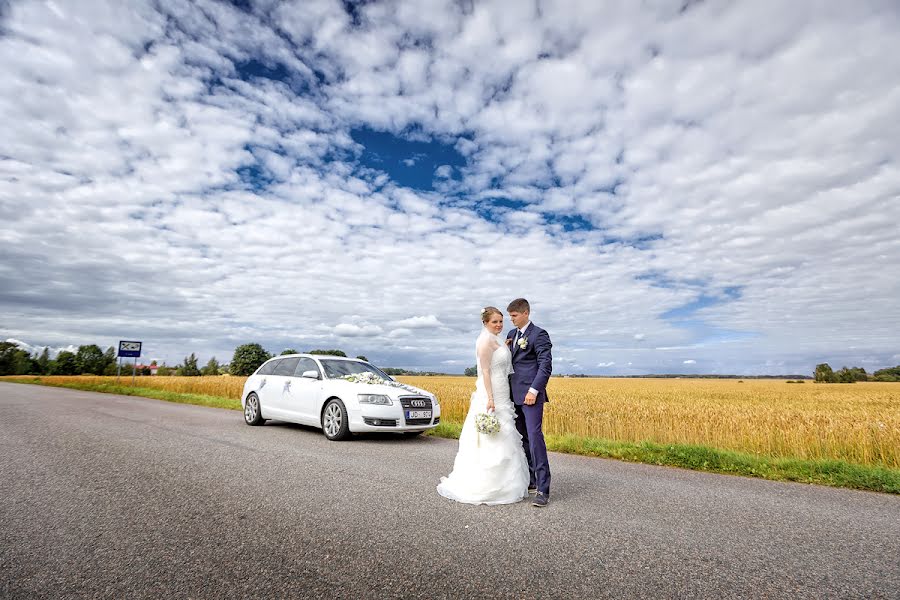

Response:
(8, 377), (899, 494)
(8, 377), (241, 410)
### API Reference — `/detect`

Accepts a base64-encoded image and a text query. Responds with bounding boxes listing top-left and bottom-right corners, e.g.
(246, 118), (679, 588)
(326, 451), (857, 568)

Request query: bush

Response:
(230, 343), (272, 376)
(307, 349), (347, 357)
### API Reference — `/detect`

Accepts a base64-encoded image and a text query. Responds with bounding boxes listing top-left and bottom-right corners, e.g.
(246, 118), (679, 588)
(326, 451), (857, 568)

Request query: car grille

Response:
(363, 418), (398, 427)
(400, 396), (433, 425)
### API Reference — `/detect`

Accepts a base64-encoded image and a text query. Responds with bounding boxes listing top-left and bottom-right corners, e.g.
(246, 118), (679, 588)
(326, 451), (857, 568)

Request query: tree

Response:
(75, 344), (106, 375)
(356, 355), (369, 362)
(0, 342), (33, 375)
(307, 349), (346, 357)
(52, 351), (79, 375)
(156, 364), (174, 376)
(836, 367), (857, 384)
(201, 357), (220, 376)
(230, 343), (272, 376)
(874, 366), (900, 382)
(36, 347), (51, 375)
(814, 363), (838, 383)
(179, 353), (201, 376)
(103, 346), (117, 372)
(280, 349), (299, 356)
(464, 365), (477, 377)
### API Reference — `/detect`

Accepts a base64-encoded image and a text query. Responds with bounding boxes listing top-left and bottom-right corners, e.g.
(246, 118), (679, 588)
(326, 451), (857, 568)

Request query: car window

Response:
(319, 359), (392, 380)
(294, 358), (320, 378)
(273, 357), (300, 376)
(256, 360), (278, 375)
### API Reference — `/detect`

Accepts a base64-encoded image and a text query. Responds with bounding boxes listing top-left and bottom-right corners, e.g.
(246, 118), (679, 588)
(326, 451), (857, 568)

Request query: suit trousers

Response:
(514, 401), (551, 495)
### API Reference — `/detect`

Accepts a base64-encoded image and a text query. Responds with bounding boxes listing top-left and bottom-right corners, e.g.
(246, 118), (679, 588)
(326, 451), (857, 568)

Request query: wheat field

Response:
(402, 377), (900, 468)
(13, 375), (900, 468)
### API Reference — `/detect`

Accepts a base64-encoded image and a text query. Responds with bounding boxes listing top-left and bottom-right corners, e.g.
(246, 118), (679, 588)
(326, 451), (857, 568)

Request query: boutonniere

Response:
(517, 337), (528, 350)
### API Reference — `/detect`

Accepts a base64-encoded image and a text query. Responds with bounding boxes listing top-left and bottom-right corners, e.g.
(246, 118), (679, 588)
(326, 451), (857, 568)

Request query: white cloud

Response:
(1, 1), (898, 375)
(391, 315), (444, 329)
(5, 338), (77, 358)
(333, 323), (384, 337)
(597, 362), (616, 368)
(683, 360), (697, 365)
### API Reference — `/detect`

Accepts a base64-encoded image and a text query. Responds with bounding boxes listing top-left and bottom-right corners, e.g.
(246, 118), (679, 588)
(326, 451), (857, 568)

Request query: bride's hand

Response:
(486, 398), (495, 413)
(504, 338), (512, 346)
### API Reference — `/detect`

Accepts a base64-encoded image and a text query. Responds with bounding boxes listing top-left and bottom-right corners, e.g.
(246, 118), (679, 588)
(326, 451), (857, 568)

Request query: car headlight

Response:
(358, 394), (393, 405)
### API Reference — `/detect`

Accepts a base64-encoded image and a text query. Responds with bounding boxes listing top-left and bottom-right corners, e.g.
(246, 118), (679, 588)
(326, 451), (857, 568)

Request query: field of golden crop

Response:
(11, 375), (899, 468)
(400, 377), (900, 468)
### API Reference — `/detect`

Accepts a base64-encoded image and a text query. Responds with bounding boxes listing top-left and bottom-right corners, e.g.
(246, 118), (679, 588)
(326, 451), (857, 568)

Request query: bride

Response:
(437, 306), (530, 505)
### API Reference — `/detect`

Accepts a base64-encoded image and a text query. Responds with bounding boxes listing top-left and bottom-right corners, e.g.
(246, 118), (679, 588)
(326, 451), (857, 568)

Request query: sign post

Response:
(117, 341), (142, 386)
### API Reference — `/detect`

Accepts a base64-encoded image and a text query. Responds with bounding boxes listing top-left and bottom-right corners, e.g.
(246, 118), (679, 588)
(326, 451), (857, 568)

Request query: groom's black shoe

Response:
(532, 492), (549, 507)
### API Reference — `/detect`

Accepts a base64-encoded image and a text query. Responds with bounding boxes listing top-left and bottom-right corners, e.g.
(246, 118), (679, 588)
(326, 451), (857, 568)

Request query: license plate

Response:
(406, 410), (431, 420)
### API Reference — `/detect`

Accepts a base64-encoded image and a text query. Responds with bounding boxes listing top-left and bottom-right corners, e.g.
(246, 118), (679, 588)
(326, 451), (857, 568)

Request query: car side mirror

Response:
(301, 370), (319, 379)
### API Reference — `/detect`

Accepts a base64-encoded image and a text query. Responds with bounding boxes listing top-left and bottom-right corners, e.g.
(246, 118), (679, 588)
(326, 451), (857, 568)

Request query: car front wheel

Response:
(322, 399), (350, 441)
(244, 393), (264, 426)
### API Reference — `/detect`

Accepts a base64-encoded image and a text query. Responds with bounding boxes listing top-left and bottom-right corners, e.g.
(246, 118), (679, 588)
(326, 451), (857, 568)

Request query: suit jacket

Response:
(507, 323), (552, 405)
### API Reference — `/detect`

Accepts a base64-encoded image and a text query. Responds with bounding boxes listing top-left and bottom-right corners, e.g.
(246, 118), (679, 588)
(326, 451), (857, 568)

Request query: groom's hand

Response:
(524, 391), (537, 405)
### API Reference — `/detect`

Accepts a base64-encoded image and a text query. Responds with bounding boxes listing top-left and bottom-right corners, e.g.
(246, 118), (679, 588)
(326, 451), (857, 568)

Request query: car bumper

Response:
(348, 403), (441, 433)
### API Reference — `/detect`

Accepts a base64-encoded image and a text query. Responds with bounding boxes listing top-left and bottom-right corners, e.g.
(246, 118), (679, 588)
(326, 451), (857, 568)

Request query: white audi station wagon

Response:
(241, 354), (440, 440)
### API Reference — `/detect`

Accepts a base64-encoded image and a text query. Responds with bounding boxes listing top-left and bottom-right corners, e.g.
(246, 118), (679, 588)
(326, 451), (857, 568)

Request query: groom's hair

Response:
(507, 298), (530, 313)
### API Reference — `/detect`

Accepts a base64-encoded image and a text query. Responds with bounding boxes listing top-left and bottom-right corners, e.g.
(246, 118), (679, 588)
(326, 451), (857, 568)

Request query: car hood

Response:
(331, 379), (434, 399)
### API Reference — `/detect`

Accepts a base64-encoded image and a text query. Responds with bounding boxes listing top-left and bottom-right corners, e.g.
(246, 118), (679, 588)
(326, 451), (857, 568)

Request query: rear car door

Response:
(250, 359), (279, 418)
(268, 357), (301, 418)
(284, 357), (324, 424)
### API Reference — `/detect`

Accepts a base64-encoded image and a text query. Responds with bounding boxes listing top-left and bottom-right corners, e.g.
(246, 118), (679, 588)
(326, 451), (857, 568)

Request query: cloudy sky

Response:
(1, 0), (898, 375)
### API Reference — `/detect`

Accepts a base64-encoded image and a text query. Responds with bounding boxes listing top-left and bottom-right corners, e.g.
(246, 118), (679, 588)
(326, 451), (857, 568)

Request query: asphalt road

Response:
(1, 383), (898, 599)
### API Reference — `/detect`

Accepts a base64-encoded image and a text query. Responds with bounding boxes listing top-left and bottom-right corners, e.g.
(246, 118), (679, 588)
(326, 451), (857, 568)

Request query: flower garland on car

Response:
(340, 373), (421, 394)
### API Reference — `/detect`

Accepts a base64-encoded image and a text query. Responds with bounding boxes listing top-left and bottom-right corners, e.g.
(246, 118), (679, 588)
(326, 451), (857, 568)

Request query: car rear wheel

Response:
(244, 393), (264, 426)
(322, 399), (350, 441)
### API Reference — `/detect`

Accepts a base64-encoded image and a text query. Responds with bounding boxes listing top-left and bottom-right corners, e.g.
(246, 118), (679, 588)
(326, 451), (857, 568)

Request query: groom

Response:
(506, 298), (552, 507)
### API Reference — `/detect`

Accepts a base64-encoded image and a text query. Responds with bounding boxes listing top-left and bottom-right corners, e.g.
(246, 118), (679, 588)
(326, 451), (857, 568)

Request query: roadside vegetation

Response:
(4, 373), (897, 494)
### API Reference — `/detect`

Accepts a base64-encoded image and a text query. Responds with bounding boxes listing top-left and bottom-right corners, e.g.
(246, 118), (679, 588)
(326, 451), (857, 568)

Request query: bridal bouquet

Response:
(475, 412), (500, 435)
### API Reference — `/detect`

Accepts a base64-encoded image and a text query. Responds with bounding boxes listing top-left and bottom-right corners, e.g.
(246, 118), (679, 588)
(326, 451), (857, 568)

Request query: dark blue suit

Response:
(507, 323), (552, 495)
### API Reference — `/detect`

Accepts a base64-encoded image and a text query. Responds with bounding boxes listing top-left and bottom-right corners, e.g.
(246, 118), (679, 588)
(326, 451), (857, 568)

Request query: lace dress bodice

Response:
(475, 334), (514, 403)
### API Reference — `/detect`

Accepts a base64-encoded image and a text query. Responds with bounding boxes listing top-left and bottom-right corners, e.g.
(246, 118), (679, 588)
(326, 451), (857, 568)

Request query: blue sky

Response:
(1, 0), (898, 375)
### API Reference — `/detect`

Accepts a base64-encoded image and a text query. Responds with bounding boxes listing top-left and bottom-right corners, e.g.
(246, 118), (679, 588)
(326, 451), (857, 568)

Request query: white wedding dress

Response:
(437, 329), (530, 505)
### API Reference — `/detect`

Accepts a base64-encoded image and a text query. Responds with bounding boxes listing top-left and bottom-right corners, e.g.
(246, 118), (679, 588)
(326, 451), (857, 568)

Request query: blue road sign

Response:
(118, 340), (142, 358)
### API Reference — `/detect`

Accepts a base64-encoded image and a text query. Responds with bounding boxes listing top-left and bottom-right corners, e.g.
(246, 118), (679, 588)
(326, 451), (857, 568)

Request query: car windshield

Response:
(319, 359), (393, 381)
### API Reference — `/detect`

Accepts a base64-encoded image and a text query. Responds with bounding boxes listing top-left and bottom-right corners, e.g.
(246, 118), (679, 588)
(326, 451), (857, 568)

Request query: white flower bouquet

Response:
(475, 412), (500, 435)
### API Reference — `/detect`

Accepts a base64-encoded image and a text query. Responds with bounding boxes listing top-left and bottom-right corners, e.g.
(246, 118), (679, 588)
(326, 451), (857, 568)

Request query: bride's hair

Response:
(480, 306), (502, 323)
